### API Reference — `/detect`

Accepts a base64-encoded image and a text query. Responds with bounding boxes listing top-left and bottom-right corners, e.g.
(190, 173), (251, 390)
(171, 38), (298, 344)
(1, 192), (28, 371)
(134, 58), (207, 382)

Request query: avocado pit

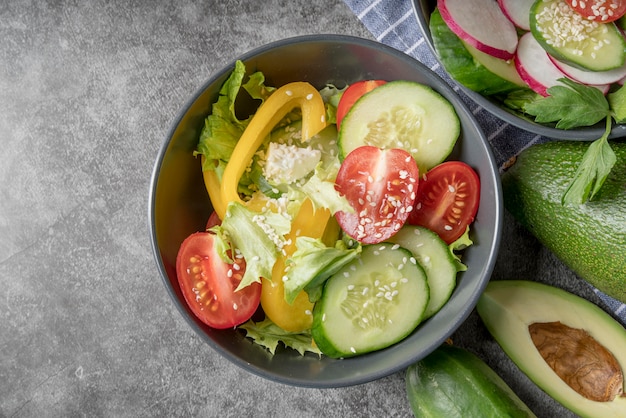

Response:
(529, 321), (624, 402)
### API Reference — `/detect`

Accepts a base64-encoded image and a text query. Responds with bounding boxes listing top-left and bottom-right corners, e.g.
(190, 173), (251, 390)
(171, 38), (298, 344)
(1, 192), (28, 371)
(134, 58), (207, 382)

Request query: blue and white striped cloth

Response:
(342, 0), (626, 325)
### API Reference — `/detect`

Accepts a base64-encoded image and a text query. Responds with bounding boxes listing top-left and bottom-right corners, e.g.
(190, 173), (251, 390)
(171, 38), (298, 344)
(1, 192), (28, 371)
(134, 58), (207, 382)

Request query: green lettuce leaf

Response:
(284, 236), (362, 304)
(448, 226), (473, 272)
(218, 201), (292, 290)
(194, 60), (276, 175)
(239, 318), (321, 356)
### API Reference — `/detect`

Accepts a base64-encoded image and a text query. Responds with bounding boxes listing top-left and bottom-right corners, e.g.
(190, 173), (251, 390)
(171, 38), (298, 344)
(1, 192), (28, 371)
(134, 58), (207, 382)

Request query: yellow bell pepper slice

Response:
(202, 81), (332, 332)
(215, 81), (327, 219)
(200, 156), (228, 217)
(261, 199), (331, 332)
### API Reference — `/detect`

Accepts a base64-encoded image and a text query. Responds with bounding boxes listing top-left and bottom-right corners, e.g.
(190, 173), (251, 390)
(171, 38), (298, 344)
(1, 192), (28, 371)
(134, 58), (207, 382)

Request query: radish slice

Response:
(497, 0), (534, 31)
(515, 33), (568, 96)
(438, 0), (518, 60)
(516, 33), (609, 96)
(550, 55), (626, 86)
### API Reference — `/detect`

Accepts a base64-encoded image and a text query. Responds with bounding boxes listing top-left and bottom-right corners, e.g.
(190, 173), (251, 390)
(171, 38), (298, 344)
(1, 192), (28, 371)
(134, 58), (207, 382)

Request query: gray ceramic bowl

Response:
(148, 34), (502, 387)
(412, 0), (626, 141)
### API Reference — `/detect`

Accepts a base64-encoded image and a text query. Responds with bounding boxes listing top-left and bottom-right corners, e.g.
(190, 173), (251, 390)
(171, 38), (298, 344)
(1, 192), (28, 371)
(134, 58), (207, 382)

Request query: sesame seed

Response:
(233, 303), (238, 310)
(350, 347), (356, 353)
(306, 93), (313, 100)
(305, 309), (312, 315)
(285, 90), (293, 96)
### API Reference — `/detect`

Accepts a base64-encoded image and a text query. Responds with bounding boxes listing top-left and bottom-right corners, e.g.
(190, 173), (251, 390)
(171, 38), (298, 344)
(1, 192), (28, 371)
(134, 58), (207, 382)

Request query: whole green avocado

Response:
(502, 141), (626, 302)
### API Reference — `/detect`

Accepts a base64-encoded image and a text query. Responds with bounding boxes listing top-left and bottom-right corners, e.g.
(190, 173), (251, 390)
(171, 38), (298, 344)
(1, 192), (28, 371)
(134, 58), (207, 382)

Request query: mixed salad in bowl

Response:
(175, 60), (481, 358)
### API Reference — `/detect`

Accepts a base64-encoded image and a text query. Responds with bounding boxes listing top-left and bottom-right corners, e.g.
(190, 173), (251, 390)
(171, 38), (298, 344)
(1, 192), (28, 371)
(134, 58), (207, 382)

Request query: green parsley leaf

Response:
(608, 83), (626, 123)
(562, 116), (617, 205)
(523, 78), (610, 129)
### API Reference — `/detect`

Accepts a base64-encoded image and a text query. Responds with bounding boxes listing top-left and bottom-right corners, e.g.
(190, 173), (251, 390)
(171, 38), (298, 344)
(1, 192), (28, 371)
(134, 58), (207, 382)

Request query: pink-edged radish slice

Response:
(497, 0), (534, 31)
(515, 33), (569, 96)
(516, 33), (610, 96)
(549, 55), (626, 86)
(438, 0), (518, 60)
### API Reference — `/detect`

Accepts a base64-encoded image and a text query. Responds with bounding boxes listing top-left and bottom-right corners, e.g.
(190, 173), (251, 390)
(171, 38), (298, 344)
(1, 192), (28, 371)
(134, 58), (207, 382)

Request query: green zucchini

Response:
(406, 344), (536, 417)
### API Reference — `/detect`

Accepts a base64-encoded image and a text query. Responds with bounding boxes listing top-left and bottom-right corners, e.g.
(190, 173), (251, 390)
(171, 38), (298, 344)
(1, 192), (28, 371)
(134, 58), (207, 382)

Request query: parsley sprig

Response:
(523, 79), (626, 205)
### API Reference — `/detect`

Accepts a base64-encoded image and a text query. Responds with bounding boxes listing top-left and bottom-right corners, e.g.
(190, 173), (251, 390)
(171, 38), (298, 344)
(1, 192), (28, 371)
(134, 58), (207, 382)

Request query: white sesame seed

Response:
(350, 347), (356, 353)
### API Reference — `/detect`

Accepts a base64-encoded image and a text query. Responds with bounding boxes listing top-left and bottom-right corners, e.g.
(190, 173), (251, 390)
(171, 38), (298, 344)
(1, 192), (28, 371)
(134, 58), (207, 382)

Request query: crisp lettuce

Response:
(239, 318), (320, 356)
(448, 226), (473, 272)
(216, 201), (292, 290)
(194, 60), (276, 177)
(284, 236), (362, 304)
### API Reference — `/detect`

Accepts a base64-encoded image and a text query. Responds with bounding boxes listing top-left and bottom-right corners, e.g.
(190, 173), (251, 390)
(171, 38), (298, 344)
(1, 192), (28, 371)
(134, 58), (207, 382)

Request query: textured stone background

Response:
(0, 0), (602, 416)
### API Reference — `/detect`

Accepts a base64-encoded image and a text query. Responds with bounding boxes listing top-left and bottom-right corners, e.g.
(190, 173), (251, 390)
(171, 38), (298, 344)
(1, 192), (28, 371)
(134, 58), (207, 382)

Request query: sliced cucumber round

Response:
(311, 243), (429, 358)
(388, 225), (457, 319)
(338, 80), (460, 173)
(530, 0), (626, 72)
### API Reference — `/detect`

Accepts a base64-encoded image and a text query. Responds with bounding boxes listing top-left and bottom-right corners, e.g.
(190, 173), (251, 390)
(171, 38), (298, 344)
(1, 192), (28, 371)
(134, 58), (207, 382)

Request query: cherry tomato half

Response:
(205, 211), (221, 229)
(334, 146), (419, 244)
(565, 0), (626, 22)
(408, 161), (480, 244)
(336, 80), (386, 129)
(176, 232), (261, 329)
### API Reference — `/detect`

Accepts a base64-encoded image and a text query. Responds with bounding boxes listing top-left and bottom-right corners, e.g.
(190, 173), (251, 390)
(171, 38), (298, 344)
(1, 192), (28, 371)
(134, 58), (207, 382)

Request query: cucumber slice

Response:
(311, 243), (429, 358)
(338, 80), (460, 173)
(530, 0), (626, 72)
(388, 226), (457, 319)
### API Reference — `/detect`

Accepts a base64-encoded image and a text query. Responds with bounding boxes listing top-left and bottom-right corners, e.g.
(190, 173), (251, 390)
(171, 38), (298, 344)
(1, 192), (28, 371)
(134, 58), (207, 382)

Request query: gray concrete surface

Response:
(0, 0), (603, 416)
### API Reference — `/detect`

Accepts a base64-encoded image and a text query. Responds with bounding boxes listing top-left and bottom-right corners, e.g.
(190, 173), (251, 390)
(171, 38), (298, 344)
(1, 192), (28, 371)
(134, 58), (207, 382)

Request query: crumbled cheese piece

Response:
(263, 142), (321, 185)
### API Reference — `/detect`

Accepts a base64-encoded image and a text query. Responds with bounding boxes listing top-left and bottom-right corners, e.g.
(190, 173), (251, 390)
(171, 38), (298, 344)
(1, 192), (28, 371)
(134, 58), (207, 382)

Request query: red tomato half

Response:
(408, 161), (480, 244)
(334, 146), (419, 244)
(206, 211), (221, 229)
(336, 80), (386, 129)
(176, 232), (261, 329)
(565, 0), (626, 22)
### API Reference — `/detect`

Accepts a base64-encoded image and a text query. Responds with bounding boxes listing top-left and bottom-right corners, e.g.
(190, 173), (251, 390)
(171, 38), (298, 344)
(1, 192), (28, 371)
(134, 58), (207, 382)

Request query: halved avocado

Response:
(477, 280), (626, 417)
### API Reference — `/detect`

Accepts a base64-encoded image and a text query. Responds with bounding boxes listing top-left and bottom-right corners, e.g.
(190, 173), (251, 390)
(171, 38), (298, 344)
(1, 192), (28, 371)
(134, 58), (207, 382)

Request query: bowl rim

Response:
(148, 33), (503, 387)
(410, 0), (626, 141)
